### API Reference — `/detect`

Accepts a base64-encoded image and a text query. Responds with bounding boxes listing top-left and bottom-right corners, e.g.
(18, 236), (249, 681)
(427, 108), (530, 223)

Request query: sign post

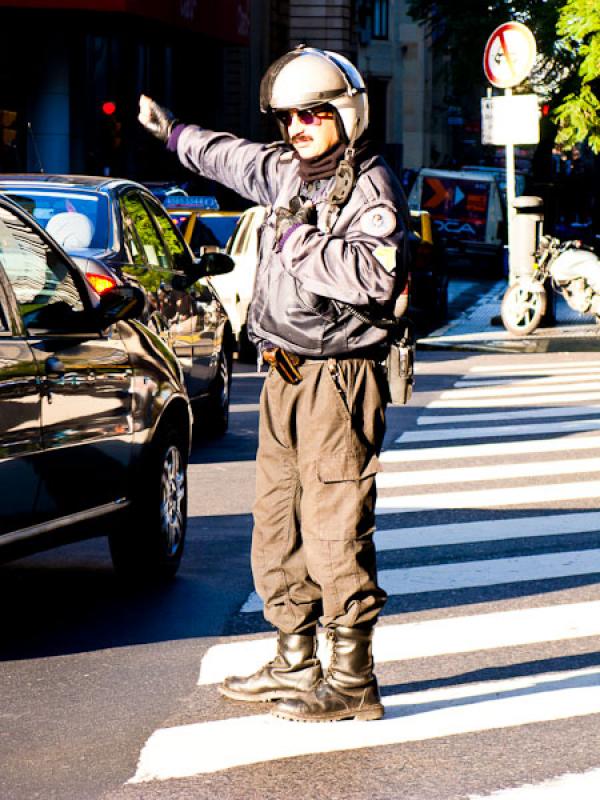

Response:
(483, 22), (537, 283)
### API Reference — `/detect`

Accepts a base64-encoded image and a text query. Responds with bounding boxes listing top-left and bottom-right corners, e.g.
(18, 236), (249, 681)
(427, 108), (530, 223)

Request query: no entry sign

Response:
(483, 21), (536, 88)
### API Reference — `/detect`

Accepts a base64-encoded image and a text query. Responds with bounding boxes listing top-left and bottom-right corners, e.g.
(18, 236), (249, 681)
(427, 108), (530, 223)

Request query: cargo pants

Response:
(252, 357), (388, 634)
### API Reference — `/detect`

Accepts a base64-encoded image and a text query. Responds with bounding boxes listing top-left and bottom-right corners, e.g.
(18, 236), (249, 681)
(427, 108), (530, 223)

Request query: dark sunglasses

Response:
(274, 107), (334, 127)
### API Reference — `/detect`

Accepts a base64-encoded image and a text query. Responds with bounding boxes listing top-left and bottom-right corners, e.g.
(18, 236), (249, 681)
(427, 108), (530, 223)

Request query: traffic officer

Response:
(139, 45), (410, 723)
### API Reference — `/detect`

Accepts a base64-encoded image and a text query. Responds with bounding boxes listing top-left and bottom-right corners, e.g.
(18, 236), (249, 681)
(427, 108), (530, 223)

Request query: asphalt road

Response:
(3, 289), (600, 800)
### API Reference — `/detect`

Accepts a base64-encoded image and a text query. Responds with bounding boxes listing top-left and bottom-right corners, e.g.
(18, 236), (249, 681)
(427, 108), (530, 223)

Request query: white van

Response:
(408, 168), (506, 270)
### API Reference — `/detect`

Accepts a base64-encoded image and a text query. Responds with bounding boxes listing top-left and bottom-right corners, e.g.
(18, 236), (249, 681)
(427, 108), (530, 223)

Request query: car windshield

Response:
(1, 188), (110, 250)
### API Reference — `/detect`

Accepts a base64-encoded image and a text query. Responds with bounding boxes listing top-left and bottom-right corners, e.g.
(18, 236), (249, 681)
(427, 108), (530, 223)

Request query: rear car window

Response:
(2, 189), (109, 250)
(0, 205), (84, 328)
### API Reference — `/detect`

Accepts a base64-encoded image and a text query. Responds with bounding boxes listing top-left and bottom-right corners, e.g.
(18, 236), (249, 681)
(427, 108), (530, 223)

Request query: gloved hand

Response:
(138, 94), (179, 143)
(274, 197), (315, 247)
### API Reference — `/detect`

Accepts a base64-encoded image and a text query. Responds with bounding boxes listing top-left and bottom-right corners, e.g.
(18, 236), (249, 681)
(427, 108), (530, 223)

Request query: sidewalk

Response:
(419, 280), (600, 353)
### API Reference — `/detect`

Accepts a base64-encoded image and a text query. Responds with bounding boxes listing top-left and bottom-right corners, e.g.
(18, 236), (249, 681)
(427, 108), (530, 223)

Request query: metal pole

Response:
(505, 87), (517, 284)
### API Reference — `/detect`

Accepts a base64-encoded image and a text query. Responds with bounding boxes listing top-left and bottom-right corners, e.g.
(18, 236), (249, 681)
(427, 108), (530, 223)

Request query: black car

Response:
(0, 193), (196, 580)
(0, 174), (235, 434)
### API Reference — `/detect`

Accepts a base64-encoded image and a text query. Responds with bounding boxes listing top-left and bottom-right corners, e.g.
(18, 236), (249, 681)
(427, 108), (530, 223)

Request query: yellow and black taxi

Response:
(163, 195), (241, 255)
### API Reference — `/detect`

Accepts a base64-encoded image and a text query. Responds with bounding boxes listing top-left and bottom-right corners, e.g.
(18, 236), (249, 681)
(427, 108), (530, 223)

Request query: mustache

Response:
(291, 134), (312, 145)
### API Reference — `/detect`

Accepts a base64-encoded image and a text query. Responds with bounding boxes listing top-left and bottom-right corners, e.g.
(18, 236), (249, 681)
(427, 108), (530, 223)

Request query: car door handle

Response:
(45, 356), (65, 377)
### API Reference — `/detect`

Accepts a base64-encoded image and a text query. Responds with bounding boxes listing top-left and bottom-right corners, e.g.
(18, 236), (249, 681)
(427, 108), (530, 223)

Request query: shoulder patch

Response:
(373, 245), (397, 273)
(361, 206), (396, 237)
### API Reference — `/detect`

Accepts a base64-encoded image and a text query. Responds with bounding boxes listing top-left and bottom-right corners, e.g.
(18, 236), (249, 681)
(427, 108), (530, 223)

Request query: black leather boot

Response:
(219, 630), (322, 702)
(271, 625), (383, 722)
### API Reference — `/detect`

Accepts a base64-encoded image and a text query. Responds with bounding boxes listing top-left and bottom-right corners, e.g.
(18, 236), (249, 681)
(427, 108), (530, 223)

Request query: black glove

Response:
(274, 197), (315, 246)
(138, 94), (179, 143)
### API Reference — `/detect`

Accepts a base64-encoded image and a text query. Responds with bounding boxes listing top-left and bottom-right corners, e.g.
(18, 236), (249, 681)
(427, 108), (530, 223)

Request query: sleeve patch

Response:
(373, 245), (397, 273)
(361, 206), (396, 237)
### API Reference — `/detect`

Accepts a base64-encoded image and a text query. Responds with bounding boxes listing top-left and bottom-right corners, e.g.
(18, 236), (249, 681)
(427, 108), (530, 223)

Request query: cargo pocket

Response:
(316, 452), (380, 540)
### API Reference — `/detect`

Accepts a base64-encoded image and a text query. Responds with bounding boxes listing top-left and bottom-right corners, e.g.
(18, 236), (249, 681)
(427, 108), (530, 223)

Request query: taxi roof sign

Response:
(483, 22), (536, 89)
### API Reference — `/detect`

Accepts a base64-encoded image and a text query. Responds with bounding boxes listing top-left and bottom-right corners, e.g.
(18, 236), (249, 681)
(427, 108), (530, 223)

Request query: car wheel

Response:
(204, 346), (232, 436)
(109, 425), (188, 582)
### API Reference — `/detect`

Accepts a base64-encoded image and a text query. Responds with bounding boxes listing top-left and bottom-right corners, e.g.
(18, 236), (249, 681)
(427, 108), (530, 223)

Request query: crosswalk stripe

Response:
(469, 360), (598, 373)
(376, 479), (600, 513)
(468, 767), (600, 799)
(454, 374), (600, 389)
(442, 381), (600, 400)
(429, 391), (600, 408)
(375, 511), (600, 551)
(377, 455), (600, 488)
(459, 367), (600, 383)
(199, 600), (600, 686)
(377, 549), (600, 595)
(130, 667), (600, 781)
(384, 434), (600, 461)
(398, 419), (600, 443)
(417, 406), (600, 425)
(240, 549), (600, 613)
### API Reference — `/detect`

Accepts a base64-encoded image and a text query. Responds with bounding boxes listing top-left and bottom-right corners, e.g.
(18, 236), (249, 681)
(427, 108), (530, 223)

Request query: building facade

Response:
(0, 1), (256, 179)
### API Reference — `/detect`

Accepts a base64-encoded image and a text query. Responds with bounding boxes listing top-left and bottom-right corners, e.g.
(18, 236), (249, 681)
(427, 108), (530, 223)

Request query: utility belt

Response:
(262, 318), (414, 406)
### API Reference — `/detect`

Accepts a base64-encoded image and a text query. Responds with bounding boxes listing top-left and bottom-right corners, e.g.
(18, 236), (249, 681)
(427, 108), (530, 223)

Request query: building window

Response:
(372, 0), (388, 40)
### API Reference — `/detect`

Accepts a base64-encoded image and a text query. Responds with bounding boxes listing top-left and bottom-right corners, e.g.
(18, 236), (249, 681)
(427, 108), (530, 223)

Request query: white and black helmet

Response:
(260, 45), (369, 145)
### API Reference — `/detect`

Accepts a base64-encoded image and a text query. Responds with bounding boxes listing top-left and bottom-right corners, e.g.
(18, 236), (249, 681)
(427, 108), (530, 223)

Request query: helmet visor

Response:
(260, 51), (299, 113)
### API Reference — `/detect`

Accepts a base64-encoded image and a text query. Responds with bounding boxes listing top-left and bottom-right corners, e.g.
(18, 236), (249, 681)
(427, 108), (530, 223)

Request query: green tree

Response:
(553, 0), (600, 153)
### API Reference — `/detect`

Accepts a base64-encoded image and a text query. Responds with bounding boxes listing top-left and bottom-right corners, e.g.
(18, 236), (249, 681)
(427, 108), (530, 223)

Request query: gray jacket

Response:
(176, 126), (410, 357)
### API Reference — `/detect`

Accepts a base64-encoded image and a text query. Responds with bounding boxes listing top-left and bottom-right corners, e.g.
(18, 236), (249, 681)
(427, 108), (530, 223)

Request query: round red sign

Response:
(483, 22), (536, 89)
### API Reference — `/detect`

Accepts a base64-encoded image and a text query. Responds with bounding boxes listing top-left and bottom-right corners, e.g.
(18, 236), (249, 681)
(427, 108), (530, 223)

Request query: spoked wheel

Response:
(109, 426), (188, 582)
(500, 284), (547, 336)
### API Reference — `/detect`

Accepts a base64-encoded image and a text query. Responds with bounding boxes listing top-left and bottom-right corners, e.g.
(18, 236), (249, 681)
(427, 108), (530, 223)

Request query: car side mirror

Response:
(97, 285), (145, 326)
(173, 251), (235, 290)
(197, 251), (235, 277)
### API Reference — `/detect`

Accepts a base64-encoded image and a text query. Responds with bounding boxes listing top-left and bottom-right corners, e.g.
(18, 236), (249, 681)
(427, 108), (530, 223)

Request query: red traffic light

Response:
(102, 101), (117, 116)
(541, 103), (550, 117)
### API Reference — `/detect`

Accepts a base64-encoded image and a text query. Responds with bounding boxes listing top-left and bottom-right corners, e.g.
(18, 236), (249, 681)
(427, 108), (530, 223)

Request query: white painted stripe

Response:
(429, 391), (600, 408)
(397, 419), (600, 444)
(130, 666), (600, 781)
(376, 549), (600, 595)
(230, 403), (260, 413)
(460, 367), (600, 382)
(376, 479), (600, 513)
(442, 380), (600, 400)
(418, 406), (600, 426)
(454, 374), (599, 388)
(468, 768), (600, 799)
(453, 370), (600, 389)
(232, 371), (266, 379)
(375, 511), (600, 551)
(199, 600), (600, 685)
(469, 360), (599, 373)
(377, 455), (600, 489)
(401, 420), (600, 442)
(242, 549), (600, 613)
(382, 434), (600, 462)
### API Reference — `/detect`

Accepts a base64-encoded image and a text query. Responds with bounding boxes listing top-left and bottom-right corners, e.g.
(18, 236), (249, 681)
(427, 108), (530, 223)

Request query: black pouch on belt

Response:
(385, 319), (415, 405)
